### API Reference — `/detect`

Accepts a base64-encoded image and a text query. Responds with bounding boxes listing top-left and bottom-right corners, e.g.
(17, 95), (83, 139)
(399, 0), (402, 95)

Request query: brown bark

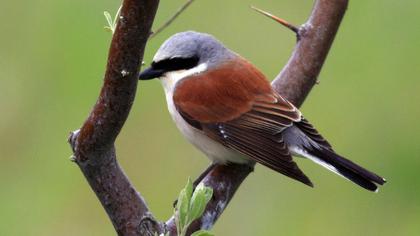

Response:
(68, 0), (161, 235)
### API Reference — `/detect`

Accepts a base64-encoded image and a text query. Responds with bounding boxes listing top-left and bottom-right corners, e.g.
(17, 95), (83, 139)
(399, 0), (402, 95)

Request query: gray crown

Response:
(153, 31), (236, 67)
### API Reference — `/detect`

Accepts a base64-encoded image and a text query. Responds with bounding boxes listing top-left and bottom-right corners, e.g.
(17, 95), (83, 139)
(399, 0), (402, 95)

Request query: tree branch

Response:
(69, 0), (348, 235)
(68, 0), (160, 235)
(272, 0), (349, 107)
(165, 0), (349, 234)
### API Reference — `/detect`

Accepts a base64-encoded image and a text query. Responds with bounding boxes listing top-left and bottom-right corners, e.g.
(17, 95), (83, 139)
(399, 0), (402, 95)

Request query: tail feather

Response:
(283, 122), (386, 192)
(306, 146), (386, 192)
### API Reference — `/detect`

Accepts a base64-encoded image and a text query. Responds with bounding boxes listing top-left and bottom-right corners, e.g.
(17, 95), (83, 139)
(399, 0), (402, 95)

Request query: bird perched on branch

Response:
(139, 31), (386, 192)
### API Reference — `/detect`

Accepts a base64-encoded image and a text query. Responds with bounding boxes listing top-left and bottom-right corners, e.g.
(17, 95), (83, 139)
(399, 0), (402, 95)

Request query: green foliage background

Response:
(1, 0), (419, 235)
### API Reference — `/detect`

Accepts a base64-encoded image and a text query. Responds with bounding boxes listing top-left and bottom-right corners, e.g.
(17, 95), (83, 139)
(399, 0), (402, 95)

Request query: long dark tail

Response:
(283, 119), (386, 192)
(306, 146), (386, 192)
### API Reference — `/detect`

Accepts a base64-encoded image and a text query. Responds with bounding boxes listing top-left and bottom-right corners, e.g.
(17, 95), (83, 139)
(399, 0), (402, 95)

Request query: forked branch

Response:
(166, 0), (349, 234)
(68, 0), (160, 235)
(68, 0), (348, 235)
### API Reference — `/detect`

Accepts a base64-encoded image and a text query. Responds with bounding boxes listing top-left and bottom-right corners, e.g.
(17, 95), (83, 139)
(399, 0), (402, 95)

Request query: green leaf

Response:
(202, 185), (213, 204)
(185, 177), (193, 201)
(188, 183), (213, 223)
(189, 191), (205, 223)
(176, 188), (189, 231)
(113, 5), (122, 28)
(103, 11), (113, 28)
(176, 178), (194, 232)
(190, 230), (214, 236)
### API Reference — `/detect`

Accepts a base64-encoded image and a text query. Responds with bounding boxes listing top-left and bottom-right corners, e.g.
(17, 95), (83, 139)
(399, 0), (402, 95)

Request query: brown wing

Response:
(202, 93), (312, 186)
(173, 58), (312, 186)
(173, 59), (273, 123)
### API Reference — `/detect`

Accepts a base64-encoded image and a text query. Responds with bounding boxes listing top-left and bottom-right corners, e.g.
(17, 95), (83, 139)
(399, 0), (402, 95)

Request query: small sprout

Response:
(103, 5), (122, 34)
(175, 178), (214, 236)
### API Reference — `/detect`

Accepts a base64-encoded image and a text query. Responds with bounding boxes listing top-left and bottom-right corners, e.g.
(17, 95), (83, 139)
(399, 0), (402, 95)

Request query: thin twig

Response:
(150, 0), (196, 38)
(251, 6), (299, 35)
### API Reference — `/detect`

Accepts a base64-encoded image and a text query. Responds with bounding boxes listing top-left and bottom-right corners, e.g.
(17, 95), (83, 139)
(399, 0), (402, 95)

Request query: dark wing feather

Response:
(203, 120), (312, 186)
(295, 117), (333, 150)
(200, 94), (312, 186)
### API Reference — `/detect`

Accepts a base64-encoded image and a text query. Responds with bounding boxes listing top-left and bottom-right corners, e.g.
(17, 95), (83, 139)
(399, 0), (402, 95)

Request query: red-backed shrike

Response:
(139, 31), (386, 191)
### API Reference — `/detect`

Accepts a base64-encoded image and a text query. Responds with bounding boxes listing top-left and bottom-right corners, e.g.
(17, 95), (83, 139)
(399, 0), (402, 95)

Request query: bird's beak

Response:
(139, 67), (165, 80)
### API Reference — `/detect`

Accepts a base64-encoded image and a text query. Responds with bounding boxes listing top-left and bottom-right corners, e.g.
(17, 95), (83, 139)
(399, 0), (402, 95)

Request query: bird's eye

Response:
(152, 57), (199, 72)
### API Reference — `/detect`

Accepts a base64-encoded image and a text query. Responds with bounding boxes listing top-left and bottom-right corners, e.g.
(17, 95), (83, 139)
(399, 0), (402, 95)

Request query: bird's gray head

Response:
(139, 31), (235, 80)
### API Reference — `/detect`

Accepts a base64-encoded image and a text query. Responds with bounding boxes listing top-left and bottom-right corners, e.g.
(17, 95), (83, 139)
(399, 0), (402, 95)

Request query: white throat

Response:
(160, 63), (208, 94)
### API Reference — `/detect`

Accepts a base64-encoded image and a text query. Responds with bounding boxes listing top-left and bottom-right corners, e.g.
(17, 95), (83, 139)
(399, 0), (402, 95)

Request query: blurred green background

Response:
(1, 0), (419, 235)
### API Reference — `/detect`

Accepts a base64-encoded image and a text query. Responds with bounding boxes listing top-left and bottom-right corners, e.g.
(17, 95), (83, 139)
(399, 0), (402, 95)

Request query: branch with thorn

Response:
(68, 0), (349, 235)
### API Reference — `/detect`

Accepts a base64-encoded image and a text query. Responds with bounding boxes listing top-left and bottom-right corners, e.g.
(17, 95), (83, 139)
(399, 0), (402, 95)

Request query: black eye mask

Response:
(139, 56), (200, 80)
(151, 56), (199, 72)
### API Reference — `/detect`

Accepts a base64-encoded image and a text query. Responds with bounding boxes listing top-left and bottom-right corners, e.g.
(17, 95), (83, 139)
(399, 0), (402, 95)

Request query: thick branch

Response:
(68, 0), (160, 235)
(166, 0), (349, 234)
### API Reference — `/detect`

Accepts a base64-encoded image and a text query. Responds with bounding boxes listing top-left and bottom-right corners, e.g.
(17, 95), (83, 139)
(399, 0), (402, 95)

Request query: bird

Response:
(139, 31), (386, 192)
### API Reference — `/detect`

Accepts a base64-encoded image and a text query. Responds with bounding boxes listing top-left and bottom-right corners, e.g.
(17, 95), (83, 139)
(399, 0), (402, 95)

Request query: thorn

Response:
(251, 6), (299, 35)
(316, 80), (320, 84)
